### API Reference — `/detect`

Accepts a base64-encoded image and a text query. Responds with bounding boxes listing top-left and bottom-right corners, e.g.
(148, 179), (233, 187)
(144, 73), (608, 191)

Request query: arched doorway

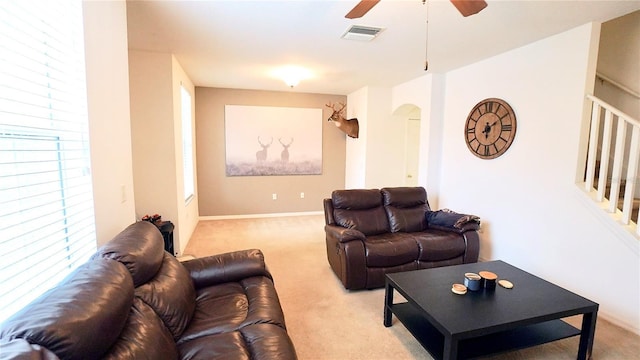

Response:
(393, 104), (421, 186)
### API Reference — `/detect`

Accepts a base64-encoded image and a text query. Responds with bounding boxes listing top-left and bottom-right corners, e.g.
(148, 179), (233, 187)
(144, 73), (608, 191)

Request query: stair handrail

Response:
(596, 72), (640, 99)
(586, 94), (640, 127)
(584, 94), (640, 236)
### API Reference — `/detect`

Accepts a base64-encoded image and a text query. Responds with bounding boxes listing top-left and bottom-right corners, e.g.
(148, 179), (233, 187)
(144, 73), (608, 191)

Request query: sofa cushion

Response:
(381, 187), (429, 208)
(93, 221), (165, 286)
(178, 276), (287, 345)
(178, 323), (297, 360)
(135, 252), (196, 340)
(364, 233), (419, 267)
(332, 189), (381, 210)
(332, 189), (389, 236)
(410, 230), (467, 261)
(0, 259), (133, 360)
(239, 323), (298, 359)
(178, 330), (251, 359)
(382, 187), (429, 232)
(102, 297), (178, 360)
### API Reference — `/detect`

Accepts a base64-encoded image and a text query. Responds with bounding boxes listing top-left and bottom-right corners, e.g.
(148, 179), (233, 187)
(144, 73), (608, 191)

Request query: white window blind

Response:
(181, 85), (194, 203)
(0, 0), (97, 323)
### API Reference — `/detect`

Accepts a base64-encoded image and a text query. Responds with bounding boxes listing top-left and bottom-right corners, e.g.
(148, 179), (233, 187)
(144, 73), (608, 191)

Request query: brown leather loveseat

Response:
(324, 186), (480, 290)
(0, 221), (297, 360)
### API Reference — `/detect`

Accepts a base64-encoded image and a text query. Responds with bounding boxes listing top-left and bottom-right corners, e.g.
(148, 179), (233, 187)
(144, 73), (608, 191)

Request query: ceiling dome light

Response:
(283, 75), (300, 88)
(270, 65), (313, 88)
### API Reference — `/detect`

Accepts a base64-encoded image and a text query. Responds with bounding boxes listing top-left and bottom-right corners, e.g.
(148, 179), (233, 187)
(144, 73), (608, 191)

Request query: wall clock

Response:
(464, 98), (517, 159)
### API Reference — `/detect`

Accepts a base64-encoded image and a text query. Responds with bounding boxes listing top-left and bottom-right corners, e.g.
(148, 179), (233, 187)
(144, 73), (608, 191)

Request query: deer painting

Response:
(255, 136), (273, 163)
(279, 137), (293, 163)
(326, 102), (359, 139)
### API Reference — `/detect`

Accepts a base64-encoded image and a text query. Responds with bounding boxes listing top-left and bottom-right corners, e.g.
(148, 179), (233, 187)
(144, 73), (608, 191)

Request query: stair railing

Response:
(584, 94), (640, 235)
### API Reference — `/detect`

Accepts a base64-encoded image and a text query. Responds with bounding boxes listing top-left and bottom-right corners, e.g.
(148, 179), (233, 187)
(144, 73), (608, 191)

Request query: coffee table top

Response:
(386, 260), (598, 338)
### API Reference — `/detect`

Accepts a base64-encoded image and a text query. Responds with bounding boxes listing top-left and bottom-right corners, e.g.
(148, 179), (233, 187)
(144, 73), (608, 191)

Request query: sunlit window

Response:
(0, 0), (96, 323)
(181, 85), (194, 203)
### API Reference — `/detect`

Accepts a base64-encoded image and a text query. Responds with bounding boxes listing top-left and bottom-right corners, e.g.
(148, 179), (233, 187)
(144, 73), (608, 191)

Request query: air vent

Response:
(341, 25), (385, 41)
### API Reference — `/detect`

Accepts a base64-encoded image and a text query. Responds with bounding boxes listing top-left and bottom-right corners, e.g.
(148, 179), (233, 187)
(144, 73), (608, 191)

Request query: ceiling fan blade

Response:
(450, 0), (488, 17)
(345, 0), (381, 19)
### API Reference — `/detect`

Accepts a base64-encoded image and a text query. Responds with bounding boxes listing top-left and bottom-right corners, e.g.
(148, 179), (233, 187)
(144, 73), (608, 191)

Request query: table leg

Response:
(577, 310), (597, 360)
(443, 336), (458, 360)
(384, 281), (394, 327)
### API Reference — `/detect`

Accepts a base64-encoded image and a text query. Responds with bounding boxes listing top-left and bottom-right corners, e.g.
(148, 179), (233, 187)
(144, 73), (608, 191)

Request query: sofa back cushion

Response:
(135, 252), (196, 340)
(0, 259), (134, 360)
(331, 189), (389, 236)
(102, 298), (179, 360)
(93, 221), (165, 287)
(381, 187), (430, 233)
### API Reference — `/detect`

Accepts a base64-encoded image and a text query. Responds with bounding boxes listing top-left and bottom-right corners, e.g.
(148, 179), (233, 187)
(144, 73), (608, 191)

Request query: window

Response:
(181, 85), (194, 203)
(0, 0), (96, 322)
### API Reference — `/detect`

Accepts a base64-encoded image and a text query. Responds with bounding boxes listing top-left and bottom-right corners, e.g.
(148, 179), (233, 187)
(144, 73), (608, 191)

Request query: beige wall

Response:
(83, 0), (137, 246)
(129, 50), (176, 223)
(128, 50), (199, 255)
(595, 10), (639, 119)
(196, 88), (346, 216)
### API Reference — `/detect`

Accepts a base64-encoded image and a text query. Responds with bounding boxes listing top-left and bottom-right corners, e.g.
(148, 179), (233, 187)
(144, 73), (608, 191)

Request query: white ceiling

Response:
(126, 0), (640, 95)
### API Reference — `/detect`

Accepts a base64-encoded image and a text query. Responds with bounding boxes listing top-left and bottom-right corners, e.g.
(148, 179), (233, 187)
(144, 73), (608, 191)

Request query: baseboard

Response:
(599, 311), (640, 336)
(199, 211), (323, 221)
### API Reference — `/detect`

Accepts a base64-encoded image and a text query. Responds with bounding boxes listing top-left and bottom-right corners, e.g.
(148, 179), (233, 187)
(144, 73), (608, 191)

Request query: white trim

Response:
(599, 310), (640, 336)
(199, 211), (323, 221)
(573, 185), (639, 254)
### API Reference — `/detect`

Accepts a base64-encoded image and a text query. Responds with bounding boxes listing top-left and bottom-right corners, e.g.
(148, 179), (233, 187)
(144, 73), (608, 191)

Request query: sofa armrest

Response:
(324, 224), (366, 243)
(181, 249), (272, 289)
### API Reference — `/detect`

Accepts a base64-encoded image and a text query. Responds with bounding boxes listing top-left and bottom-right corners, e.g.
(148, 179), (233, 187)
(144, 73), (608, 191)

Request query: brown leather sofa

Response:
(324, 186), (480, 290)
(0, 221), (297, 360)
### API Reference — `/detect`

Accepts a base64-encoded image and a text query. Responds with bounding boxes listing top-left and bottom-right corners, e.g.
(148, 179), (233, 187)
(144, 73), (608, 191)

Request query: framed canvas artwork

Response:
(224, 105), (322, 176)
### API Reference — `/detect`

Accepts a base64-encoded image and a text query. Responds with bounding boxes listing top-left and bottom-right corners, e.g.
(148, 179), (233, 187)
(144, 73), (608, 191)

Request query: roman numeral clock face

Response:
(464, 98), (517, 159)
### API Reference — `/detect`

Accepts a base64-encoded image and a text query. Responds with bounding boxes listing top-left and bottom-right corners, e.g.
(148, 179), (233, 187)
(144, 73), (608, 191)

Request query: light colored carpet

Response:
(183, 215), (640, 360)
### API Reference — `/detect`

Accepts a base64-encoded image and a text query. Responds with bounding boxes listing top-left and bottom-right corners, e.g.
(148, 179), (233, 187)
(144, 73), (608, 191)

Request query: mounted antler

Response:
(326, 102), (359, 139)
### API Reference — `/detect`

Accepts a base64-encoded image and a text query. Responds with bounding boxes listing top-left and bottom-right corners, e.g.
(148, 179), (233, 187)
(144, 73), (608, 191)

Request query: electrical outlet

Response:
(300, 192), (305, 199)
(272, 193), (277, 200)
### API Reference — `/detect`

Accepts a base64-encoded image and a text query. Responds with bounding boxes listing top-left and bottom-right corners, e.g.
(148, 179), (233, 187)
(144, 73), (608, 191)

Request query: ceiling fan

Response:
(345, 0), (488, 19)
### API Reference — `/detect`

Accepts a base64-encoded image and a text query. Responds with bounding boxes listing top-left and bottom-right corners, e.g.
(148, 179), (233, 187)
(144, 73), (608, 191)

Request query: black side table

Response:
(156, 221), (175, 256)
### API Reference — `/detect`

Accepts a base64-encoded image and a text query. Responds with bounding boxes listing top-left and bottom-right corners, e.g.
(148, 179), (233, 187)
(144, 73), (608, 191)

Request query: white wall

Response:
(435, 23), (639, 333)
(364, 87), (406, 189)
(345, 88), (368, 188)
(83, 0), (137, 246)
(345, 87), (406, 189)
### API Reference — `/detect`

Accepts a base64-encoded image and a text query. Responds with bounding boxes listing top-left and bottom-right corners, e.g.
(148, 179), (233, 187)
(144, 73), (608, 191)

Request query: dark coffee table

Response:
(384, 260), (598, 360)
